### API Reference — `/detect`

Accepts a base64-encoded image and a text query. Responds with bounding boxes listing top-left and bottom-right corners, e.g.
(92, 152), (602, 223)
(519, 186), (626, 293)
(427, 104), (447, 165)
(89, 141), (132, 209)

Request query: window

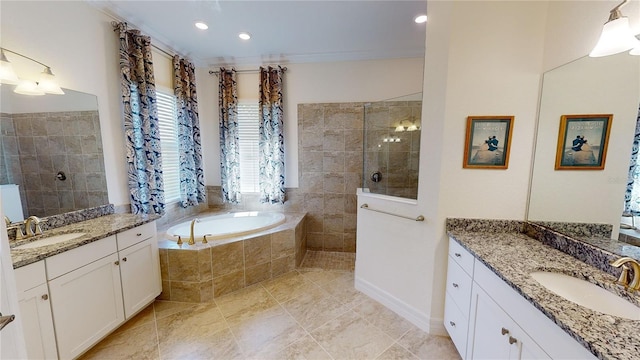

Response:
(238, 102), (260, 193)
(156, 90), (181, 203)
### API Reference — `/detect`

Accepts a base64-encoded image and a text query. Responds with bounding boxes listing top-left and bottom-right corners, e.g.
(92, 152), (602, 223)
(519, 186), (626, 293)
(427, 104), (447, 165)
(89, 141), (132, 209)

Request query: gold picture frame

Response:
(554, 114), (612, 170)
(463, 116), (514, 169)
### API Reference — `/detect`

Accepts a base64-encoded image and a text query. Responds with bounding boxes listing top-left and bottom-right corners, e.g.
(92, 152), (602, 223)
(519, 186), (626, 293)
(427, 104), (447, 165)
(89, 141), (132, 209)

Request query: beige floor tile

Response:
(376, 343), (420, 360)
(114, 303), (155, 334)
(282, 286), (351, 332)
(322, 273), (368, 309)
(262, 270), (321, 303)
(214, 284), (281, 326)
(299, 268), (352, 286)
(79, 322), (159, 360)
(159, 328), (243, 360)
(264, 335), (333, 360)
(153, 300), (198, 320)
(397, 326), (461, 360)
(311, 310), (395, 360)
(354, 297), (414, 340)
(230, 306), (307, 358)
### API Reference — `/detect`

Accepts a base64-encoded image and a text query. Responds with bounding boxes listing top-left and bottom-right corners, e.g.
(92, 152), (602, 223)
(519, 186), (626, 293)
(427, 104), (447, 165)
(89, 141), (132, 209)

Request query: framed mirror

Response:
(0, 87), (109, 222)
(528, 52), (640, 240)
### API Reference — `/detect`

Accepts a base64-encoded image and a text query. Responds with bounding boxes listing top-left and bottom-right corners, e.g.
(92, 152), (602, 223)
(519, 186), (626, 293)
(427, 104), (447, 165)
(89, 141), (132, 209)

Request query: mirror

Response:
(527, 52), (640, 255)
(0, 87), (109, 222)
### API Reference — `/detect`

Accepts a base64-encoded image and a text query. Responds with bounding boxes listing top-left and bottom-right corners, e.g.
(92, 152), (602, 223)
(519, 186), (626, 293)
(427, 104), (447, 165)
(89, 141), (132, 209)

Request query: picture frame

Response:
(554, 114), (612, 170)
(463, 116), (514, 169)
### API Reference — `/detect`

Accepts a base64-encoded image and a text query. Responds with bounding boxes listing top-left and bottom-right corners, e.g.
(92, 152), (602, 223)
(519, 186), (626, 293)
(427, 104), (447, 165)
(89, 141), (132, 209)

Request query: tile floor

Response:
(80, 251), (459, 360)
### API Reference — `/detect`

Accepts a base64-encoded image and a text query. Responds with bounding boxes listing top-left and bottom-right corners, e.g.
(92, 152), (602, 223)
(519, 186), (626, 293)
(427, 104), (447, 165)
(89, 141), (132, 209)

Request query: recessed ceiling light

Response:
(414, 15), (427, 24)
(195, 22), (208, 30)
(238, 32), (251, 40)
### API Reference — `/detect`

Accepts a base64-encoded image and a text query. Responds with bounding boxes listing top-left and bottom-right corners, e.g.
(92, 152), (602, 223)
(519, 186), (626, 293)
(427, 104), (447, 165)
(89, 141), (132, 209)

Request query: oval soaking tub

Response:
(166, 211), (286, 242)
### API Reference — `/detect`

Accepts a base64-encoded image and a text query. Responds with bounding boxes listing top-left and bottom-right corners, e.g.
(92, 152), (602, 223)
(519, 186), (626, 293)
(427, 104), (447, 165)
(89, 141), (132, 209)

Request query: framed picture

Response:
(463, 116), (514, 169)
(554, 114), (612, 170)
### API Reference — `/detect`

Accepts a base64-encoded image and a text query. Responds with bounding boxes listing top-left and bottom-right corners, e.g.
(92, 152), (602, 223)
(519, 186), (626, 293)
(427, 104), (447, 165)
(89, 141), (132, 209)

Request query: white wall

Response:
(198, 58), (425, 188)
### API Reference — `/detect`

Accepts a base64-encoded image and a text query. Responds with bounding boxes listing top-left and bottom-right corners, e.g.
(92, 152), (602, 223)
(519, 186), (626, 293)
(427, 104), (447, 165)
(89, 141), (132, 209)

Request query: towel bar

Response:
(360, 204), (425, 222)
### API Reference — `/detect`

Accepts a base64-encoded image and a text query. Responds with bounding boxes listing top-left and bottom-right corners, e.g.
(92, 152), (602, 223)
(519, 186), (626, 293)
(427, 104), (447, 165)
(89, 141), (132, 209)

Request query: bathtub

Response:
(166, 211), (286, 242)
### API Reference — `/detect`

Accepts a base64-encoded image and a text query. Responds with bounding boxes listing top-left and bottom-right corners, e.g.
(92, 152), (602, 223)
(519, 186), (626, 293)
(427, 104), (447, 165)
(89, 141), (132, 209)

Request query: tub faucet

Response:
(189, 218), (200, 245)
(611, 257), (640, 291)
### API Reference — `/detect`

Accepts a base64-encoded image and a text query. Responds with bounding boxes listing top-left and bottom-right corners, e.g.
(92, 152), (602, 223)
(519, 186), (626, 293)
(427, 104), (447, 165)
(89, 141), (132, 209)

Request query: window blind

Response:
(238, 102), (260, 193)
(156, 91), (181, 203)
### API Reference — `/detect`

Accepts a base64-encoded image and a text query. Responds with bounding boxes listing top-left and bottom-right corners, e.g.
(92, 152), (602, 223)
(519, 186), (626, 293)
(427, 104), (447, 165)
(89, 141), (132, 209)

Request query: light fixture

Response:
(395, 125), (405, 132)
(406, 123), (419, 132)
(238, 32), (251, 40)
(414, 15), (427, 24)
(589, 0), (640, 57)
(195, 22), (208, 30)
(0, 47), (64, 95)
(0, 49), (19, 84)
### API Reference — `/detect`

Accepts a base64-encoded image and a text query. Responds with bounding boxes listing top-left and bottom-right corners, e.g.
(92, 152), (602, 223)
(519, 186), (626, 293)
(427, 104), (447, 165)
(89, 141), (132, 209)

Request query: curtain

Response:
(116, 22), (165, 215)
(258, 66), (285, 204)
(173, 56), (205, 207)
(219, 68), (241, 203)
(624, 104), (640, 215)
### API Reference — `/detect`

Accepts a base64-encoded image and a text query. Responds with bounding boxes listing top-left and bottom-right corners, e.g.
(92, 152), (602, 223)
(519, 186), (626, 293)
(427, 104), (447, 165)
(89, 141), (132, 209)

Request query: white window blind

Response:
(156, 91), (181, 203)
(238, 102), (260, 193)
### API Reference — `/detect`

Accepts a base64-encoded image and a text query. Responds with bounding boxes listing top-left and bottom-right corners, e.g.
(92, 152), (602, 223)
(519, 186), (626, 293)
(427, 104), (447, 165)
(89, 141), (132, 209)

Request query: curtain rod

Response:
(110, 21), (176, 60)
(208, 67), (288, 76)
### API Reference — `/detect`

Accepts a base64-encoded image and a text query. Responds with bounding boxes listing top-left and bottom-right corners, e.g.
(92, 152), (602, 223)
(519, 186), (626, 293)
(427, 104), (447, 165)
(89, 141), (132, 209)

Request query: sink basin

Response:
(531, 271), (640, 320)
(13, 233), (86, 250)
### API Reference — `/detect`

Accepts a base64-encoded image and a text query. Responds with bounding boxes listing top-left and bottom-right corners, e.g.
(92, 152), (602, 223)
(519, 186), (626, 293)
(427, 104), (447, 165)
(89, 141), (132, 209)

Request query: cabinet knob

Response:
(452, 283), (459, 288)
(508, 336), (517, 345)
(114, 260), (120, 266)
(122, 257), (128, 262)
(41, 294), (48, 301)
(501, 327), (509, 335)
(449, 321), (456, 327)
(454, 253), (461, 257)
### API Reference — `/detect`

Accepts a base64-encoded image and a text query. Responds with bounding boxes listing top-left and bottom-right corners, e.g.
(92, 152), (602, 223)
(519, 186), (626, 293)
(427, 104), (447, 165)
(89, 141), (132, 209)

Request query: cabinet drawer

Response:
(15, 260), (46, 292)
(444, 293), (468, 359)
(46, 235), (117, 280)
(117, 222), (156, 250)
(446, 256), (473, 318)
(449, 238), (474, 276)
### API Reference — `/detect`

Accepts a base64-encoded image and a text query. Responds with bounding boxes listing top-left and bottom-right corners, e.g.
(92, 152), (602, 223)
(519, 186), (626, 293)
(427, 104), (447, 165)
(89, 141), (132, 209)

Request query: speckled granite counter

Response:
(10, 213), (159, 269)
(448, 229), (640, 360)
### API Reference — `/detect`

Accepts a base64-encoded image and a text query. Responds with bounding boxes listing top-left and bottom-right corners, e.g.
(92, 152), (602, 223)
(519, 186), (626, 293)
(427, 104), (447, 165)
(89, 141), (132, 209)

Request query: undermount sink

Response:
(530, 271), (640, 321)
(13, 233), (86, 250)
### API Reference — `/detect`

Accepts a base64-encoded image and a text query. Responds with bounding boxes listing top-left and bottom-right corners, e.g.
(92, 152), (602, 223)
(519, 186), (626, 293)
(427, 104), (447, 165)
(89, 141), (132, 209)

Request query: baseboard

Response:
(355, 276), (448, 336)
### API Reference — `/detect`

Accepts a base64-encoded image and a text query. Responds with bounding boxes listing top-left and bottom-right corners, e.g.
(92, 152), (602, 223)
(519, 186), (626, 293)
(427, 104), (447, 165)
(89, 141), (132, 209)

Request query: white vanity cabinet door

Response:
(119, 237), (161, 319)
(15, 261), (57, 360)
(468, 285), (549, 360)
(48, 252), (124, 360)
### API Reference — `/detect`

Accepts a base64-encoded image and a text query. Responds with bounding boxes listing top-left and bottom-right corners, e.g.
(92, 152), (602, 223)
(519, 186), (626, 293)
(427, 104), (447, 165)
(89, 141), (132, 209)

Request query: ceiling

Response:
(89, 0), (427, 67)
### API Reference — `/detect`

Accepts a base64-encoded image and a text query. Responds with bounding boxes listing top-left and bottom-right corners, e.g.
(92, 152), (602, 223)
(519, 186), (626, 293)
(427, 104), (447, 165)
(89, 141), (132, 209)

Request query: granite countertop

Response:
(10, 213), (159, 269)
(448, 230), (640, 360)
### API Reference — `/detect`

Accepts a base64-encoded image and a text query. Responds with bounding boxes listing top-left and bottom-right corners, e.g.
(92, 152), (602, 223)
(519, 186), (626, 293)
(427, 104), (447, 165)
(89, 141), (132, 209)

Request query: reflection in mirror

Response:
(527, 52), (640, 257)
(0, 87), (108, 222)
(363, 92), (421, 199)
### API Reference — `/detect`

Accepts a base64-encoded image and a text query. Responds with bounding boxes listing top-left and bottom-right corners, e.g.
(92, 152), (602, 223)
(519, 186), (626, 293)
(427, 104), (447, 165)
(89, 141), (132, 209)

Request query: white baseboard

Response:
(354, 276), (448, 336)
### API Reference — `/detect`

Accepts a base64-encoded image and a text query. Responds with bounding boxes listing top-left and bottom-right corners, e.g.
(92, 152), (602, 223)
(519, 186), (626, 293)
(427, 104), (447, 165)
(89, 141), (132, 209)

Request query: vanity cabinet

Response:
(445, 237), (596, 360)
(14, 261), (57, 359)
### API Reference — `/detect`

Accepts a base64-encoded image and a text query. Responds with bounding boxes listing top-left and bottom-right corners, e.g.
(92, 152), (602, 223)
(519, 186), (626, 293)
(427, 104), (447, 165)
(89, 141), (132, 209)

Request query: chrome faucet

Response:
(611, 257), (640, 291)
(188, 218), (200, 245)
(24, 216), (43, 238)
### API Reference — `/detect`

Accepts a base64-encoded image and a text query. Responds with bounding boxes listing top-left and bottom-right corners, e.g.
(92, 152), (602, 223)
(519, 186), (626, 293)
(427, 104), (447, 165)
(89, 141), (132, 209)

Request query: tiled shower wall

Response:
(0, 111), (108, 217)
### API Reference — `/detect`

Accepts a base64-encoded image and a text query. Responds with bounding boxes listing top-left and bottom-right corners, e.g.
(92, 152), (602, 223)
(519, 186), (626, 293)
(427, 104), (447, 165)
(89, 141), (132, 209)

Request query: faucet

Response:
(188, 218), (200, 245)
(610, 257), (640, 291)
(4, 216), (10, 227)
(24, 216), (43, 238)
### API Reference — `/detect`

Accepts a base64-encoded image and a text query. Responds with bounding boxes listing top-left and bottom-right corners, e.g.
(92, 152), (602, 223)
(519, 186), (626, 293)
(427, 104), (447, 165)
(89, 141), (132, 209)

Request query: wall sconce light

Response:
(589, 0), (640, 57)
(394, 122), (421, 132)
(0, 48), (64, 95)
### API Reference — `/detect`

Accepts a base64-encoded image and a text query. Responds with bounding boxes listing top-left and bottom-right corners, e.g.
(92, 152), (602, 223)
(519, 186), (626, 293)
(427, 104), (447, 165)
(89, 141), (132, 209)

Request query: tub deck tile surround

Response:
(446, 218), (640, 360)
(157, 212), (307, 302)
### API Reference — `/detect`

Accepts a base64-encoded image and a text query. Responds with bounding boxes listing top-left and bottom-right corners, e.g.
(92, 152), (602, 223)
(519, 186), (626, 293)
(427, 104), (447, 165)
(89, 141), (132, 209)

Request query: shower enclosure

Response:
(362, 93), (422, 199)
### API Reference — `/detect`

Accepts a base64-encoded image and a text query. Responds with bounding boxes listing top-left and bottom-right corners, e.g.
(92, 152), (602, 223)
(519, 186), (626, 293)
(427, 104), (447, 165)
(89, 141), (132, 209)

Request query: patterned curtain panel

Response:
(624, 104), (640, 215)
(219, 68), (241, 203)
(258, 66), (285, 204)
(173, 56), (205, 207)
(116, 22), (165, 215)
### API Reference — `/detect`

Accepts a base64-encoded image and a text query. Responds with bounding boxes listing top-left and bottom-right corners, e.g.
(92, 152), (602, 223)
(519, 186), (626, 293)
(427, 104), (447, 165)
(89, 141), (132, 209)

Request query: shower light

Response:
(239, 32), (251, 40)
(195, 22), (209, 30)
